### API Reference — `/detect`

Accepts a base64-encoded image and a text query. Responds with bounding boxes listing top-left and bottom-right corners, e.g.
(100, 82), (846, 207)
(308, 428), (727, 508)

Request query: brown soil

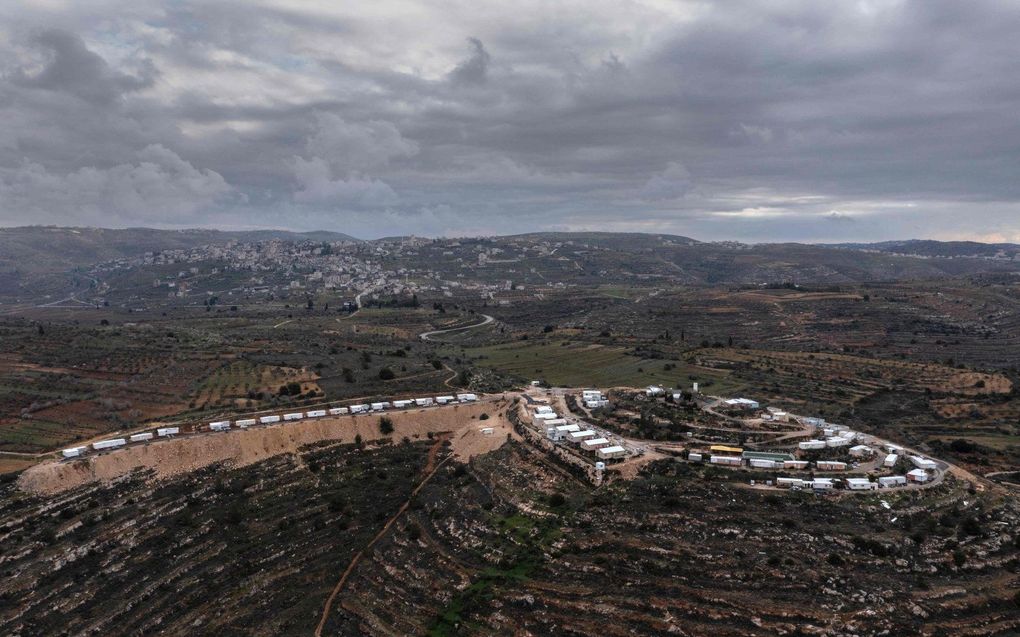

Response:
(19, 399), (512, 495)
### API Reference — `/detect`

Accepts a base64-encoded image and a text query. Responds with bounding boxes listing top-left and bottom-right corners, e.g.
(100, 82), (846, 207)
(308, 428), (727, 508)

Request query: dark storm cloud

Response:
(0, 0), (1019, 240)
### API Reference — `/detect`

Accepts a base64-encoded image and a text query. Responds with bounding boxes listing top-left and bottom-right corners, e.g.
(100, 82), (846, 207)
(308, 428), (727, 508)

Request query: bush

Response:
(479, 413), (489, 420)
(379, 416), (394, 435)
(548, 493), (566, 508)
(378, 367), (395, 380)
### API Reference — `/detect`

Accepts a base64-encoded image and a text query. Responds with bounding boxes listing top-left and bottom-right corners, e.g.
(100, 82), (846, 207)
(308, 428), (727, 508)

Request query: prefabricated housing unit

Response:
(157, 427), (180, 437)
(349, 404), (369, 414)
(209, 422), (230, 432)
(849, 445), (872, 458)
(809, 479), (834, 491)
(62, 447), (87, 459)
(236, 418), (257, 428)
(581, 437), (610, 450)
(392, 400), (413, 408)
(533, 412), (559, 420)
(370, 402), (387, 411)
(435, 395), (455, 404)
(816, 460), (847, 471)
(845, 478), (877, 491)
(879, 476), (907, 487)
(555, 424), (581, 435)
(783, 460), (810, 470)
(260, 415), (282, 424)
(93, 438), (126, 451)
(749, 458), (779, 469)
(130, 432), (154, 443)
(710, 455), (743, 467)
(645, 386), (665, 396)
(907, 468), (930, 483)
(825, 437), (851, 448)
(799, 440), (827, 450)
(456, 393), (478, 402)
(884, 453), (899, 468)
(414, 397), (434, 407)
(688, 452), (703, 463)
(910, 456), (937, 470)
(328, 407), (349, 415)
(724, 397), (759, 409)
(543, 418), (567, 427)
(283, 412), (304, 421)
(776, 477), (804, 488)
(582, 389), (602, 400)
(568, 430), (597, 443)
(597, 445), (627, 460)
(535, 405), (554, 414)
(306, 409), (327, 418)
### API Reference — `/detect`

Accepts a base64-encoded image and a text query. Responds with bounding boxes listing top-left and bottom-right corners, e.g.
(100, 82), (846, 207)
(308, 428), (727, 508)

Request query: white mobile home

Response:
(61, 447), (87, 459)
(581, 437), (610, 450)
(597, 445), (627, 460)
(849, 445), (872, 458)
(845, 478), (877, 491)
(260, 415), (281, 424)
(535, 405), (554, 414)
(816, 460), (847, 471)
(435, 395), (455, 404)
(710, 455), (743, 467)
(130, 432), (154, 443)
(349, 404), (369, 414)
(910, 456), (937, 470)
(414, 397), (434, 407)
(884, 453), (899, 468)
(568, 430), (597, 443)
(725, 397), (760, 409)
(328, 407), (349, 415)
(809, 479), (835, 491)
(749, 458), (779, 469)
(93, 438), (126, 451)
(555, 424), (581, 435)
(236, 419), (257, 428)
(283, 412), (304, 421)
(392, 400), (413, 409)
(533, 412), (559, 420)
(306, 409), (327, 418)
(799, 440), (827, 450)
(782, 460), (810, 470)
(825, 437), (851, 448)
(209, 422), (230, 432)
(906, 468), (930, 483)
(157, 427), (180, 437)
(543, 418), (567, 427)
(456, 393), (478, 402)
(776, 477), (804, 488)
(370, 402), (387, 411)
(879, 475), (907, 488)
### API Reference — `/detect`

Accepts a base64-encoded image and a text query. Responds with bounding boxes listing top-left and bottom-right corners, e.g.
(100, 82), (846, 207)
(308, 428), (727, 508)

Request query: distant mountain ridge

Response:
(829, 239), (1020, 259)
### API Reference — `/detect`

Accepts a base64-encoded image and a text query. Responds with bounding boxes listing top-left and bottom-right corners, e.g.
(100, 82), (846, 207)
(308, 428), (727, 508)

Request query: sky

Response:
(1, 0), (1019, 242)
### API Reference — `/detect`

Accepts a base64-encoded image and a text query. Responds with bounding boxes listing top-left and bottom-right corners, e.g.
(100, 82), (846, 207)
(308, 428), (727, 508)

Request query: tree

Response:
(378, 367), (395, 380)
(379, 416), (394, 435)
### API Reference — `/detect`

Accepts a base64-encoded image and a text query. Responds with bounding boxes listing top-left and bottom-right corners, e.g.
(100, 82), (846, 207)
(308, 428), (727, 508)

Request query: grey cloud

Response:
(12, 29), (155, 105)
(448, 38), (491, 86)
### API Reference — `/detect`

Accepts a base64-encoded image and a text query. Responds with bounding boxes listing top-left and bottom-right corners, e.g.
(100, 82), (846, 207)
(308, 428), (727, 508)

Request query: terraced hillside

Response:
(4, 435), (1014, 637)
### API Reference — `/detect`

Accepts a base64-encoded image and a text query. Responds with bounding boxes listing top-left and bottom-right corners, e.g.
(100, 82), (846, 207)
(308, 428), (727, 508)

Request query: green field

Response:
(467, 339), (744, 391)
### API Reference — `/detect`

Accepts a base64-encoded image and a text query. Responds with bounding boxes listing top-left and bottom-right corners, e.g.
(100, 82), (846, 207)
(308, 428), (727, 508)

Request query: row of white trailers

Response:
(546, 422), (626, 459)
(61, 393), (480, 459)
(776, 475), (920, 490)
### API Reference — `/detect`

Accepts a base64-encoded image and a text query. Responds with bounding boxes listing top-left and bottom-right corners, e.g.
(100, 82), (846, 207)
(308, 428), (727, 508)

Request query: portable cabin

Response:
(392, 400), (413, 409)
(710, 455), (743, 467)
(568, 430), (597, 443)
(533, 412), (559, 420)
(849, 445), (872, 458)
(370, 402), (387, 412)
(260, 415), (281, 424)
(157, 427), (180, 437)
(235, 419), (256, 428)
(349, 404), (369, 414)
(688, 452), (703, 463)
(283, 412), (304, 421)
(543, 418), (567, 427)
(210, 422), (230, 432)
(93, 438), (126, 451)
(456, 393), (478, 402)
(435, 395), (455, 404)
(62, 447), (87, 459)
(910, 456), (937, 470)
(798, 440), (827, 450)
(555, 424), (581, 435)
(816, 460), (847, 471)
(480, 427), (494, 436)
(597, 445), (627, 460)
(306, 409), (327, 418)
(414, 397), (434, 407)
(709, 445), (744, 454)
(810, 479), (834, 491)
(130, 432), (154, 443)
(776, 477), (803, 488)
(748, 458), (779, 469)
(328, 407), (349, 415)
(879, 475), (907, 487)
(783, 460), (810, 470)
(906, 468), (930, 483)
(582, 389), (602, 400)
(581, 437), (610, 450)
(845, 478), (877, 491)
(585, 399), (610, 409)
(646, 386), (665, 397)
(826, 437), (850, 448)
(535, 405), (554, 414)
(884, 453), (899, 468)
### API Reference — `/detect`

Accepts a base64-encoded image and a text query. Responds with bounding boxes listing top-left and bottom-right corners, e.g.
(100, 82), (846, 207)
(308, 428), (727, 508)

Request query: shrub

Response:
(379, 416), (394, 435)
(548, 493), (566, 508)
(378, 367), (395, 380)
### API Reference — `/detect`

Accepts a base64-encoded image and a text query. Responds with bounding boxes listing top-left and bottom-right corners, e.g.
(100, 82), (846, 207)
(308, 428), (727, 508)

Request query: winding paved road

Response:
(419, 314), (494, 341)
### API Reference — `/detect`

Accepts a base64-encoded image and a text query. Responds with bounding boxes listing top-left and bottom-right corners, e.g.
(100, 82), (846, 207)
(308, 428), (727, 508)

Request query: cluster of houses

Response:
(532, 402), (627, 460)
(61, 392), (480, 460)
(581, 389), (609, 409)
